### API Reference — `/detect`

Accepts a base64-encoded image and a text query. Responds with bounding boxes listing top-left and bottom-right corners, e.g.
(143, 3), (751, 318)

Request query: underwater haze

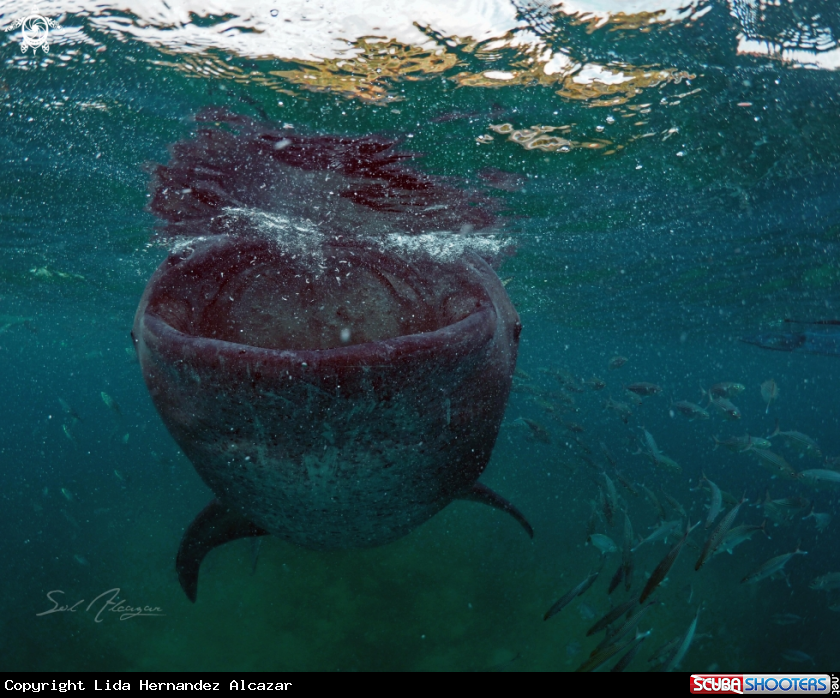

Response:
(2, 0), (840, 672)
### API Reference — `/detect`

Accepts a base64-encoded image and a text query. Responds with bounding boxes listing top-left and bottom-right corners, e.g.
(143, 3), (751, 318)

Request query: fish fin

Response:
(458, 482), (534, 539)
(176, 499), (268, 602)
(760, 519), (771, 539)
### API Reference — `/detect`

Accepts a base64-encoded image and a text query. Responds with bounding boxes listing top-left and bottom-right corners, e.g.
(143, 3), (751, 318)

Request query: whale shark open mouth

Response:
(133, 109), (532, 602)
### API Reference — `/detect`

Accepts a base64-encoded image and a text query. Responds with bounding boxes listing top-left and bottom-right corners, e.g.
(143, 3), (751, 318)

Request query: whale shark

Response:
(133, 109), (532, 602)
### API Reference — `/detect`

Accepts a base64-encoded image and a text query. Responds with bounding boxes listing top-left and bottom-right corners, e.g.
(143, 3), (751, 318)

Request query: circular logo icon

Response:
(5, 15), (60, 54)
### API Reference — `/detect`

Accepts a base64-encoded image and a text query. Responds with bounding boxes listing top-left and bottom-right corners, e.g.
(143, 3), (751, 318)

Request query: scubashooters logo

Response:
(692, 677), (745, 695)
(4, 10), (59, 53)
(691, 675), (832, 695)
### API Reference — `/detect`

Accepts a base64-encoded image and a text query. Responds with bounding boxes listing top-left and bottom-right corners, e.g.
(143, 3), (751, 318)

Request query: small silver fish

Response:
(760, 378), (779, 414)
(544, 569), (601, 621)
(604, 397), (633, 423)
(708, 382), (745, 398)
(626, 382), (662, 397)
(648, 637), (682, 670)
(700, 473), (723, 528)
(610, 629), (650, 672)
(670, 400), (709, 420)
(763, 491), (810, 524)
(709, 395), (741, 420)
(781, 650), (815, 665)
(577, 602), (596, 621)
(614, 470), (639, 498)
(62, 424), (77, 443)
(576, 630), (648, 673)
(809, 572), (840, 591)
(588, 533), (618, 555)
(696, 494), (747, 570)
(640, 484), (667, 521)
(532, 397), (556, 413)
(665, 606), (702, 672)
(638, 429), (681, 472)
(602, 473), (618, 526)
(712, 435), (749, 452)
(742, 545), (807, 584)
(802, 506), (831, 532)
(713, 521), (769, 558)
(751, 449), (799, 479)
(771, 613), (804, 625)
(60, 487), (74, 502)
(660, 489), (687, 519)
(600, 442), (618, 468)
(768, 423), (821, 458)
(624, 389), (644, 406)
(641, 521), (699, 603)
(518, 417), (551, 444)
(101, 391), (121, 416)
(58, 397), (82, 423)
(585, 499), (602, 538)
(633, 519), (683, 552)
(595, 597), (657, 652)
(608, 355), (628, 370)
(747, 435), (773, 450)
(587, 595), (639, 637)
(620, 513), (634, 593)
(800, 469), (840, 485)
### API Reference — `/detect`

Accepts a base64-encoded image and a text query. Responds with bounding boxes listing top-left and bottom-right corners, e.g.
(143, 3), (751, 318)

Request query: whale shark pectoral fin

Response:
(458, 482), (534, 539)
(176, 499), (269, 603)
